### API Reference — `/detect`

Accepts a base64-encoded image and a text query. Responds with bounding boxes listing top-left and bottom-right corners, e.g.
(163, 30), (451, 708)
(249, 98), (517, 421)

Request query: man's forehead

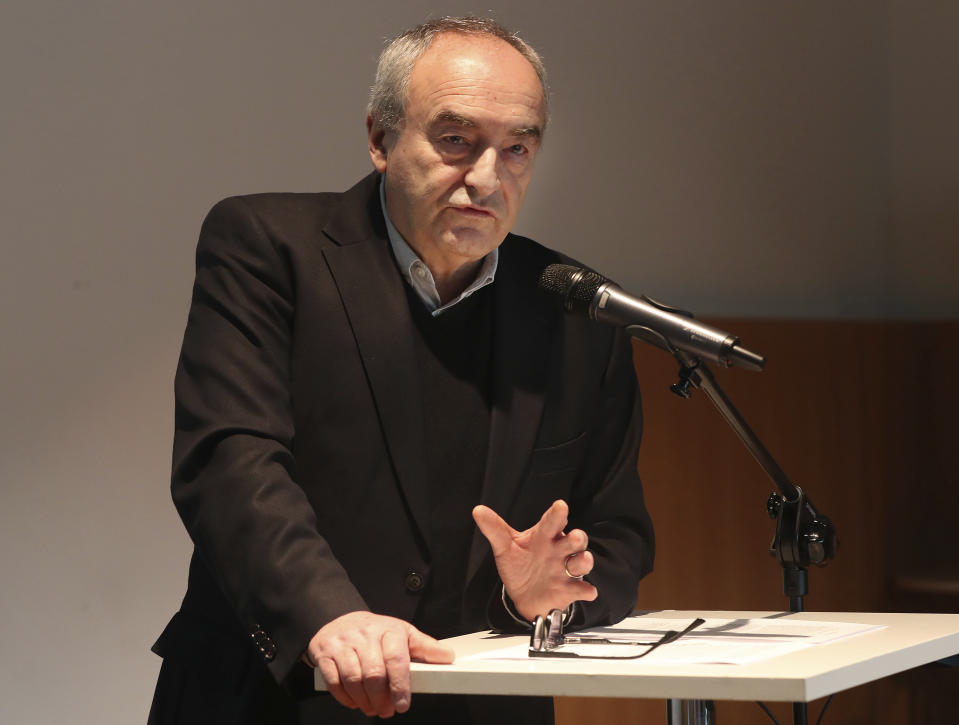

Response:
(408, 33), (546, 116)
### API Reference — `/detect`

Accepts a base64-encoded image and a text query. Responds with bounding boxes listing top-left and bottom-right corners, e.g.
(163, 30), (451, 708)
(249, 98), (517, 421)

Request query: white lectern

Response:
(314, 610), (959, 722)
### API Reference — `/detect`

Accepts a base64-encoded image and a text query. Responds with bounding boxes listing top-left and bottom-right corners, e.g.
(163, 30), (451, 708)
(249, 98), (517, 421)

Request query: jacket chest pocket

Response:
(528, 431), (588, 477)
(511, 433), (590, 528)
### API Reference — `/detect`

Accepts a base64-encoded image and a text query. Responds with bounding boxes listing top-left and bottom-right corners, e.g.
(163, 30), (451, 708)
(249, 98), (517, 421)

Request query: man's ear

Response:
(367, 114), (391, 173)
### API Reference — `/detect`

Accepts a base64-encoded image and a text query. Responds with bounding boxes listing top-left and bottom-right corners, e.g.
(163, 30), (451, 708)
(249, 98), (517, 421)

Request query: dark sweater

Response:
(404, 282), (494, 640)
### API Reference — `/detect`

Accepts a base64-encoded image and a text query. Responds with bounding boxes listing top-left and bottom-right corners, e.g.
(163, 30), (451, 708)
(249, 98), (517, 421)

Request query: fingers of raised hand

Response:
(538, 500), (570, 539)
(558, 528), (596, 602)
(568, 577), (599, 603)
(561, 528), (589, 556)
(564, 548), (594, 579)
(472, 505), (515, 555)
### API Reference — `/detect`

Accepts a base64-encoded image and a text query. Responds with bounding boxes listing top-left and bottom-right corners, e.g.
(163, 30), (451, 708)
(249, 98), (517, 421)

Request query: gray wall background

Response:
(1, 1), (956, 722)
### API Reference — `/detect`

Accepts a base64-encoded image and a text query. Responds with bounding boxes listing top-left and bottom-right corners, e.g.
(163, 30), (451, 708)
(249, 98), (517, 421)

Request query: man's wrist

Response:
(501, 585), (533, 629)
(501, 585), (578, 630)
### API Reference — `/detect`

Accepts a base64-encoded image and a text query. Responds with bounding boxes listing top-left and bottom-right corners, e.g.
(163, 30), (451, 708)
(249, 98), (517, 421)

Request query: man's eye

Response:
(508, 144), (528, 156)
(444, 135), (466, 146)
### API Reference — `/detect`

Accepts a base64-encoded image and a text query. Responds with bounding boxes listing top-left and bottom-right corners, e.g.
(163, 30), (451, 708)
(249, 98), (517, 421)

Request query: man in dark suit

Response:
(149, 16), (654, 725)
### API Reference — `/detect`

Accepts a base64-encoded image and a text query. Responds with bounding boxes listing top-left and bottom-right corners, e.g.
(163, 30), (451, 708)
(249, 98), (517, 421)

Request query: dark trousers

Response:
(148, 653), (553, 725)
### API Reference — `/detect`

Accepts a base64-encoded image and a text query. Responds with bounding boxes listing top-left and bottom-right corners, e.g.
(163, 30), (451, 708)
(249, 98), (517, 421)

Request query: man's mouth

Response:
(451, 205), (496, 219)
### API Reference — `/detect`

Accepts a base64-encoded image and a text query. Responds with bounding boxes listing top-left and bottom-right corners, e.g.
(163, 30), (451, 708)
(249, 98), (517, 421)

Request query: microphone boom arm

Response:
(628, 327), (839, 614)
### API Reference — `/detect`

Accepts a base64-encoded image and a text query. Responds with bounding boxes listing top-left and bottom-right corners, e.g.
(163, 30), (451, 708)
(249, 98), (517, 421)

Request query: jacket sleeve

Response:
(485, 324), (655, 634)
(171, 196), (367, 681)
(569, 327), (655, 629)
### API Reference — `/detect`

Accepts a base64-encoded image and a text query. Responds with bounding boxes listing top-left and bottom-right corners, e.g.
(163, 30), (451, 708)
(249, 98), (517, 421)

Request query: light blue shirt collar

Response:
(379, 177), (498, 316)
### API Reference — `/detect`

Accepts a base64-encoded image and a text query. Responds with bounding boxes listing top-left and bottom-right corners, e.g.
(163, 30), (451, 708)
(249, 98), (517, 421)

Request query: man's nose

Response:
(464, 146), (501, 196)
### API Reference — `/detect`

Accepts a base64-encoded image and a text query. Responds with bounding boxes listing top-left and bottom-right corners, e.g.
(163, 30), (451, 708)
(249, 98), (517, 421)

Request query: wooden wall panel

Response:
(554, 320), (959, 725)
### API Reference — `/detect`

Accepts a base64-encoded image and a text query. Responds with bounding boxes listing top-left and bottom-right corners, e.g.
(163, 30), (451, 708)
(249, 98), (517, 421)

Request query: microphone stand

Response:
(630, 331), (838, 725)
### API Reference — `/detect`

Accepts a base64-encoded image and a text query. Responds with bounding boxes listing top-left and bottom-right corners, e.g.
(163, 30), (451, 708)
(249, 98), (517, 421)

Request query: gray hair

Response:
(368, 16), (549, 133)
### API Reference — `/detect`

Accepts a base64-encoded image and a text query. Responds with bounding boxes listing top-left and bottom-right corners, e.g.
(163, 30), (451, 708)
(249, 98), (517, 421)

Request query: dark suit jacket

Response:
(152, 172), (654, 709)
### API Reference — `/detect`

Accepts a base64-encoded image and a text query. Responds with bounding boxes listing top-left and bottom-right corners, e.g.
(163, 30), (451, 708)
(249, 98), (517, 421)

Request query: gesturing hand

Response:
(472, 499), (598, 622)
(304, 611), (454, 718)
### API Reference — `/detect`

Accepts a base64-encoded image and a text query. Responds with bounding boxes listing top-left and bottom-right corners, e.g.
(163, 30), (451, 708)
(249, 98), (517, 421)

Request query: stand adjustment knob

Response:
(670, 379), (693, 399)
(766, 492), (782, 519)
(803, 522), (827, 564)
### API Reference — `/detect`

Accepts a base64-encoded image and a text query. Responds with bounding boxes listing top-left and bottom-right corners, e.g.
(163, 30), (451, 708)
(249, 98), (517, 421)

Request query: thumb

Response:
(408, 627), (455, 664)
(472, 505), (514, 555)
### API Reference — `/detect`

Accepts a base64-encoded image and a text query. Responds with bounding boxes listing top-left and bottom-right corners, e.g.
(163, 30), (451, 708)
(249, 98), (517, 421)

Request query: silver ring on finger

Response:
(564, 553), (584, 580)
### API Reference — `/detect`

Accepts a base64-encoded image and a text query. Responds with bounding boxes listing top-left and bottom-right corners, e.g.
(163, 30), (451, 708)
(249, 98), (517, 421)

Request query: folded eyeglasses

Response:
(529, 610), (706, 659)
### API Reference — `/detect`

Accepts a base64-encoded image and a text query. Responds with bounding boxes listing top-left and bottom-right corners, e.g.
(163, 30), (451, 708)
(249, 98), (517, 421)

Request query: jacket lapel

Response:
(320, 178), (556, 581)
(466, 239), (555, 583)
(320, 174), (432, 551)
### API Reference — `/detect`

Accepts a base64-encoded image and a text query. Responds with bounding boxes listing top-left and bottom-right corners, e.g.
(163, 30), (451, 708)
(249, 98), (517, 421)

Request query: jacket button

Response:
(249, 624), (277, 663)
(405, 571), (425, 592)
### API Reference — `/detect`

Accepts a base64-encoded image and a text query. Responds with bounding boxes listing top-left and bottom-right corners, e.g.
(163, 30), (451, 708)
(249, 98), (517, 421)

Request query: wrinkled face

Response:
(368, 33), (546, 276)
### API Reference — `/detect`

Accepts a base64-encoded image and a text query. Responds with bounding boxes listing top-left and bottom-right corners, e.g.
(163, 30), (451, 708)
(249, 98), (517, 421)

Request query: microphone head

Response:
(538, 264), (612, 315)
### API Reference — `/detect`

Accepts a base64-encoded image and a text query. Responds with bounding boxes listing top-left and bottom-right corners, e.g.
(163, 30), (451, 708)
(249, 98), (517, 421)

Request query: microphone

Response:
(538, 264), (765, 371)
